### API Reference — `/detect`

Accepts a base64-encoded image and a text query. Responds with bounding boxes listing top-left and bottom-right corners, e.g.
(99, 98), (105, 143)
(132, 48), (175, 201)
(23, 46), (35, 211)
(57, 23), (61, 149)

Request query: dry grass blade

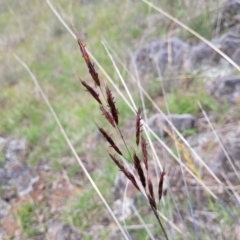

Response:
(98, 127), (122, 155)
(106, 86), (119, 125)
(158, 170), (166, 201)
(133, 153), (146, 189)
(163, 126), (200, 179)
(136, 109), (142, 146)
(81, 80), (102, 104)
(75, 33), (100, 87)
(100, 106), (115, 127)
(141, 136), (148, 172)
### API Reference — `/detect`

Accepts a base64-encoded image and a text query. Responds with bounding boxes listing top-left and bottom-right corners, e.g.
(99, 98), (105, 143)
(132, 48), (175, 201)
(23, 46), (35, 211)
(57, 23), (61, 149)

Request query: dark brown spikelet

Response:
(126, 171), (140, 192)
(76, 35), (100, 87)
(81, 80), (102, 104)
(133, 153), (146, 189)
(141, 136), (148, 172)
(106, 86), (119, 125)
(158, 170), (166, 201)
(109, 154), (140, 192)
(109, 153), (125, 172)
(87, 62), (101, 87)
(98, 127), (122, 155)
(135, 109), (142, 146)
(147, 193), (157, 210)
(148, 178), (155, 201)
(100, 106), (115, 128)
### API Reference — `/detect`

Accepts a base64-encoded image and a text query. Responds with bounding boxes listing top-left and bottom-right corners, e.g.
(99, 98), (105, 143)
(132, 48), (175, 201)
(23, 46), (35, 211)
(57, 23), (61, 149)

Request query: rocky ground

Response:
(2, 0), (240, 239)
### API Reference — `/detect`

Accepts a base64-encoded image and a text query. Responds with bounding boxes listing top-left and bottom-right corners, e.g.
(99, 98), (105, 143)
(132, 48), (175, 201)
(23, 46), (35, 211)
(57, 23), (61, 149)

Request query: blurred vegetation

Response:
(1, 0), (237, 239)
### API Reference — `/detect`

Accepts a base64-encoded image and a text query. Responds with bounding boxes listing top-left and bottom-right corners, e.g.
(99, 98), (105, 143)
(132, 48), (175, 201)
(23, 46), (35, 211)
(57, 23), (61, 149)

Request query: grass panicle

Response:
(76, 34), (100, 87)
(158, 170), (166, 201)
(133, 152), (146, 189)
(125, 171), (141, 192)
(141, 136), (148, 172)
(106, 86), (119, 125)
(109, 153), (140, 191)
(148, 178), (155, 202)
(100, 106), (116, 128)
(109, 153), (127, 173)
(81, 80), (102, 105)
(147, 193), (157, 211)
(77, 34), (168, 239)
(135, 109), (142, 146)
(98, 127), (122, 156)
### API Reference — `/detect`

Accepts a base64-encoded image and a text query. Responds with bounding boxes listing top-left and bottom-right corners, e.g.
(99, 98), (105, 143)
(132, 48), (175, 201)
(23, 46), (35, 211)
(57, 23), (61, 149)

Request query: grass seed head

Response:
(109, 154), (140, 192)
(158, 170), (166, 201)
(126, 171), (140, 192)
(136, 109), (142, 146)
(100, 106), (115, 128)
(106, 86), (119, 125)
(147, 193), (157, 210)
(133, 153), (146, 189)
(141, 136), (148, 172)
(81, 80), (102, 104)
(148, 178), (155, 201)
(109, 153), (125, 172)
(76, 34), (100, 87)
(98, 127), (122, 155)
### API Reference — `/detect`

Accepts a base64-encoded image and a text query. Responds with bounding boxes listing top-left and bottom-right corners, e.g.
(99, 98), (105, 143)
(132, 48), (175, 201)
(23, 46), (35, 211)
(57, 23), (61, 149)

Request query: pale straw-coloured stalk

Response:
(14, 54), (130, 240)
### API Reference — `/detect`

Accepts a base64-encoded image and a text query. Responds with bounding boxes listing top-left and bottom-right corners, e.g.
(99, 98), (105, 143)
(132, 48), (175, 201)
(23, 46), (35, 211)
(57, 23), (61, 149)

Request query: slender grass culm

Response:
(75, 33), (169, 240)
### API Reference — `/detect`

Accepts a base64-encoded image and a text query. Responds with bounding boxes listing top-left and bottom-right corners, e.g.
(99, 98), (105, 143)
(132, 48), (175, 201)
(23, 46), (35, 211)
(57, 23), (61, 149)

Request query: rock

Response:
(1, 161), (39, 200)
(147, 113), (196, 137)
(207, 75), (240, 104)
(0, 198), (11, 219)
(218, 0), (240, 30)
(185, 25), (240, 73)
(156, 37), (189, 75)
(0, 136), (6, 150)
(216, 132), (240, 173)
(185, 39), (221, 72)
(133, 37), (189, 78)
(3, 138), (28, 164)
(0, 138), (39, 199)
(133, 40), (161, 76)
(220, 29), (240, 57)
(47, 221), (83, 240)
(7, 162), (39, 196)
